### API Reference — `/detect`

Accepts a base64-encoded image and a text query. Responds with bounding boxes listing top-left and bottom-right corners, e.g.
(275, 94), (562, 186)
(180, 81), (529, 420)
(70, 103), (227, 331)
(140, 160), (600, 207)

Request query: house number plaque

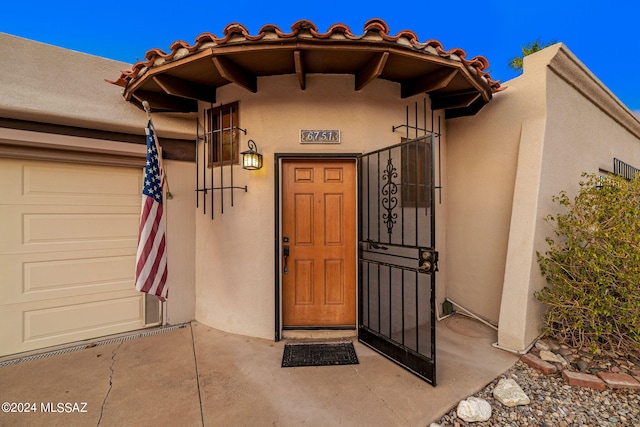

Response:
(300, 130), (341, 144)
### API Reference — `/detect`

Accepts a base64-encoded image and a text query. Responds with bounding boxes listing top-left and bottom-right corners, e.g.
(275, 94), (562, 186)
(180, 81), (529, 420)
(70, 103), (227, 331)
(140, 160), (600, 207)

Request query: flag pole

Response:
(142, 100), (173, 199)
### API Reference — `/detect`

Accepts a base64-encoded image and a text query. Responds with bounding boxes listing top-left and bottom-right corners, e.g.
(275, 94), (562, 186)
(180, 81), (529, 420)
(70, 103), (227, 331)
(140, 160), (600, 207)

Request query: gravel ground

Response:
(431, 360), (640, 426)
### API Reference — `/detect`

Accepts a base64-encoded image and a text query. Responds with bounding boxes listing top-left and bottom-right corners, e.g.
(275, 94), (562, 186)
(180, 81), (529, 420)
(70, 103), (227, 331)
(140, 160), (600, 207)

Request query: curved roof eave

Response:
(110, 19), (502, 118)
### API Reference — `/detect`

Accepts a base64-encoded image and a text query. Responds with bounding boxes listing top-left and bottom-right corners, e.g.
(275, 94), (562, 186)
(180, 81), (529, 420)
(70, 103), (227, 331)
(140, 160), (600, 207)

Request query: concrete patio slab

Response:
(0, 314), (517, 426)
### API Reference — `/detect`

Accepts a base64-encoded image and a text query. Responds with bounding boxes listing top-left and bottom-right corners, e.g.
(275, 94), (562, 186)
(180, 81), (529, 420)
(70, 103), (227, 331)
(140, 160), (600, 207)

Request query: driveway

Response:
(0, 315), (517, 426)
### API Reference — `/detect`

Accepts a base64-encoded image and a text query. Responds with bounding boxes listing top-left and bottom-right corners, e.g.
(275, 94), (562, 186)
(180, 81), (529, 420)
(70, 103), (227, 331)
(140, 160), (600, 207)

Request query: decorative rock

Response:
(597, 372), (640, 390)
(428, 424), (442, 427)
(562, 370), (606, 390)
(456, 397), (492, 422)
(540, 349), (568, 365)
(535, 340), (550, 351)
(558, 348), (573, 357)
(432, 359), (640, 427)
(577, 359), (590, 372)
(493, 378), (531, 407)
(547, 340), (560, 351)
(521, 353), (558, 374)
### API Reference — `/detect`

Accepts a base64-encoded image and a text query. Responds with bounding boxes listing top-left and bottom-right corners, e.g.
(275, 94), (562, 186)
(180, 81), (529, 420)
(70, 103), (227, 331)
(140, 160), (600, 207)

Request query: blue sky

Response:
(2, 0), (638, 112)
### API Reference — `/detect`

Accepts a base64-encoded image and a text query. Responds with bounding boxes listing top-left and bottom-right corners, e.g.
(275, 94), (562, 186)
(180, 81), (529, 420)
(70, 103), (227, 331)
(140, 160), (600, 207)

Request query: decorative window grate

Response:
(196, 102), (248, 219)
(613, 158), (640, 181)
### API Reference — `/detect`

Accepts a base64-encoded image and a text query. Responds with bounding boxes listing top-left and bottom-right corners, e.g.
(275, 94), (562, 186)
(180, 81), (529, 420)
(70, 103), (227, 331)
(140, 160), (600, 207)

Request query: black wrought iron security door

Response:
(358, 135), (438, 385)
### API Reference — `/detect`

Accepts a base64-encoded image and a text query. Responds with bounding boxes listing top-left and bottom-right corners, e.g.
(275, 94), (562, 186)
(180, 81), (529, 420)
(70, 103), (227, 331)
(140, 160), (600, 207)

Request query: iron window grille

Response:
(613, 157), (640, 181)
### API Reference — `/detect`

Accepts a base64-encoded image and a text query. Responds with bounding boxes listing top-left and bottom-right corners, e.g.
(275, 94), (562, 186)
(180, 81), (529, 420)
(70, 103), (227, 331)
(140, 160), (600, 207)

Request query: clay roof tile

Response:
(109, 18), (501, 95)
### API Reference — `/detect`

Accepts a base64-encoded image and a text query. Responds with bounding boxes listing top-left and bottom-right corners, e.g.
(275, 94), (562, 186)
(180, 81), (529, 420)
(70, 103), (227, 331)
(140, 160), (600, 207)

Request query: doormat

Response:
(281, 342), (359, 367)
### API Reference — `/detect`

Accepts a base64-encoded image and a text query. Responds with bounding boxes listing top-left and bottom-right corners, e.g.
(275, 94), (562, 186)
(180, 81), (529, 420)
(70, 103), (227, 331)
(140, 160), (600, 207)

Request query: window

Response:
(613, 157), (640, 180)
(207, 102), (239, 167)
(401, 138), (431, 208)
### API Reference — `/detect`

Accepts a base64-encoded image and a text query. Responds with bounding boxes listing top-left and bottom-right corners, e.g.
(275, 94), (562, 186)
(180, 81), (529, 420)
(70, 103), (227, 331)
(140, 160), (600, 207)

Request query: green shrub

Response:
(536, 173), (640, 356)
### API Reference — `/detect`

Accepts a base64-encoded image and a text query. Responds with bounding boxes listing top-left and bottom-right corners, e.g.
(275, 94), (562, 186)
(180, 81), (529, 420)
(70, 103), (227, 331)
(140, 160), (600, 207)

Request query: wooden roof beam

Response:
(132, 90), (198, 113)
(294, 50), (306, 90)
(152, 75), (216, 103)
(212, 56), (257, 93)
(401, 68), (459, 99)
(431, 91), (481, 111)
(355, 52), (389, 91)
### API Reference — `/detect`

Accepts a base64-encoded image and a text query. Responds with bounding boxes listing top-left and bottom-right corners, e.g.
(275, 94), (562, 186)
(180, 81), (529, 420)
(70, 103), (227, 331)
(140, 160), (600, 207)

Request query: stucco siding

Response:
(444, 61), (548, 325)
(447, 43), (640, 352)
(0, 32), (193, 140)
(164, 160), (196, 325)
(194, 74), (445, 339)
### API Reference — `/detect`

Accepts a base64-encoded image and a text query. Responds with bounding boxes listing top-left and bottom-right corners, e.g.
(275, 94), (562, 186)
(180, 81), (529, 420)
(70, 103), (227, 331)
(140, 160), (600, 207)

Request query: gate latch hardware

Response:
(419, 249), (438, 273)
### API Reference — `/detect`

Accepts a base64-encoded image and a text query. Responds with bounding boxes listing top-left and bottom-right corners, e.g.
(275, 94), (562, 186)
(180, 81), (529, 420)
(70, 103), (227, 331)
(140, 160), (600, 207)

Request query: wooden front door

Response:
(282, 159), (356, 327)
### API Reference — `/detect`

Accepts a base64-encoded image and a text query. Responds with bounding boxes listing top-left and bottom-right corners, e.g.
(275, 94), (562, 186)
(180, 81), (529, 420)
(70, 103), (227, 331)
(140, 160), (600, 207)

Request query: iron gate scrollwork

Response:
(381, 157), (399, 235)
(358, 132), (438, 385)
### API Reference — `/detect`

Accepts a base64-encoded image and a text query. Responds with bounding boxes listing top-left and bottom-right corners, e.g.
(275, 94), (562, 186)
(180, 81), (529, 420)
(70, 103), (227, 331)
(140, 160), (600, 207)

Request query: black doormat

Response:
(281, 342), (359, 367)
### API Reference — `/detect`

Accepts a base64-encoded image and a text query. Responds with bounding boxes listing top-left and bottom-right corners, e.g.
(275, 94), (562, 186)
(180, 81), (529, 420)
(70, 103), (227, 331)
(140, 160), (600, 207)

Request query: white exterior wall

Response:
(447, 44), (640, 352)
(194, 74), (446, 339)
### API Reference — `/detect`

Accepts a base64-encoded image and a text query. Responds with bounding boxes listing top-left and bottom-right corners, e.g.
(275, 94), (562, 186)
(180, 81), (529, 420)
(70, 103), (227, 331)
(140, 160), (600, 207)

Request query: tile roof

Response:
(111, 18), (504, 118)
(111, 18), (501, 92)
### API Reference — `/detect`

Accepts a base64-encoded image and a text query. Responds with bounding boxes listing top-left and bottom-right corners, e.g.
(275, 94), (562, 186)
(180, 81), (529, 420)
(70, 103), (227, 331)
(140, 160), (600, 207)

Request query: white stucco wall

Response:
(194, 74), (446, 339)
(447, 43), (640, 352)
(0, 33), (198, 330)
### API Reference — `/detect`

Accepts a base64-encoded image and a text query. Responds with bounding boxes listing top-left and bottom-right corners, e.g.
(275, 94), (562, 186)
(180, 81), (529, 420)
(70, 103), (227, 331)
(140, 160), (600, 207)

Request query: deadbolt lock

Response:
(419, 249), (438, 273)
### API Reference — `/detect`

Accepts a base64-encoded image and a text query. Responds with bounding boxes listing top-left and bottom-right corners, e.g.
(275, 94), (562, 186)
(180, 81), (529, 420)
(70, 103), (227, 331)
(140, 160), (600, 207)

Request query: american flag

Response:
(135, 120), (168, 301)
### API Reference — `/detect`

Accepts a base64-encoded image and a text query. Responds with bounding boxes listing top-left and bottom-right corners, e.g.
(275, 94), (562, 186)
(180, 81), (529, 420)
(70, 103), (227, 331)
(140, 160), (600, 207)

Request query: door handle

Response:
(283, 245), (290, 274)
(368, 242), (388, 251)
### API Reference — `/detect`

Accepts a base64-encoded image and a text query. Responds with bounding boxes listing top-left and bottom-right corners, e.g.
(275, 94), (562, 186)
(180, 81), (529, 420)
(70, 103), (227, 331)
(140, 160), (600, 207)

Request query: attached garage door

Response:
(0, 158), (149, 357)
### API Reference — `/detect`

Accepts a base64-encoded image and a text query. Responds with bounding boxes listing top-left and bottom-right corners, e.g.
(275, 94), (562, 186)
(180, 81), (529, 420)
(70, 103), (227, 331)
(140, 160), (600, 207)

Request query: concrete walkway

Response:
(0, 315), (517, 426)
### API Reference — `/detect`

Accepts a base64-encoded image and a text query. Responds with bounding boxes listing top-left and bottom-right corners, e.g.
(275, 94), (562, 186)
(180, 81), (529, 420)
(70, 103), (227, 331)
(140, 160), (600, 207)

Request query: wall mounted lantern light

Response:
(241, 139), (263, 170)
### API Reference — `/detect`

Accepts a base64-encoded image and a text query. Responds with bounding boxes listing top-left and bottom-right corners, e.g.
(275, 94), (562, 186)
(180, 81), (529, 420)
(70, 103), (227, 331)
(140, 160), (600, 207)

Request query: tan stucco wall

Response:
(164, 160), (197, 325)
(0, 33), (198, 328)
(0, 32), (192, 140)
(445, 57), (548, 326)
(194, 74), (446, 339)
(447, 44), (640, 352)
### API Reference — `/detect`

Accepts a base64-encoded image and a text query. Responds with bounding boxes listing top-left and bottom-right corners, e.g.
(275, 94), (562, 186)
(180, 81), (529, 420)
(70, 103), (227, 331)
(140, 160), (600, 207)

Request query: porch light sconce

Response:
(241, 139), (263, 170)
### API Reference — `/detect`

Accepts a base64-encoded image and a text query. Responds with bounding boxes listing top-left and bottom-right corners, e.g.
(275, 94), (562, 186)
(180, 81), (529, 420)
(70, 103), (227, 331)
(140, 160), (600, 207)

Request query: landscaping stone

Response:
(456, 397), (492, 422)
(432, 360), (640, 426)
(535, 340), (550, 351)
(562, 370), (606, 390)
(540, 349), (568, 365)
(597, 372), (640, 389)
(492, 378), (530, 406)
(577, 359), (590, 372)
(521, 353), (557, 374)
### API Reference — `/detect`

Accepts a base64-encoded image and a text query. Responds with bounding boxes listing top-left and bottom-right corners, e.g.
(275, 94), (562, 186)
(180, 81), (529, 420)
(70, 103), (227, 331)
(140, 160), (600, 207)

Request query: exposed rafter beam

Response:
(401, 68), (459, 99)
(355, 52), (389, 91)
(294, 50), (306, 90)
(431, 91), (481, 111)
(132, 90), (198, 113)
(211, 56), (257, 93)
(152, 75), (216, 103)
(445, 97), (487, 119)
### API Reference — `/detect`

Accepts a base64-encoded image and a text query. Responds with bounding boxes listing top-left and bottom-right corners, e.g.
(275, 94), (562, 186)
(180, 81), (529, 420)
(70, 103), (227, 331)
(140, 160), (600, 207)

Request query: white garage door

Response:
(0, 158), (151, 357)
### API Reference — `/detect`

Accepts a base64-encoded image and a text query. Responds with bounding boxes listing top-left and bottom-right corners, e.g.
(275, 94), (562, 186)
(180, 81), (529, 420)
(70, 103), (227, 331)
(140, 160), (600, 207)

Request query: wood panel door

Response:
(282, 159), (356, 327)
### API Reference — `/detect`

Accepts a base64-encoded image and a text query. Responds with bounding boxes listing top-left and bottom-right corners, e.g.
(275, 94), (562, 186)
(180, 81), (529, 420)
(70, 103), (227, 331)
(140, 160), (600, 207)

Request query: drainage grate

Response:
(281, 341), (359, 368)
(0, 324), (189, 368)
